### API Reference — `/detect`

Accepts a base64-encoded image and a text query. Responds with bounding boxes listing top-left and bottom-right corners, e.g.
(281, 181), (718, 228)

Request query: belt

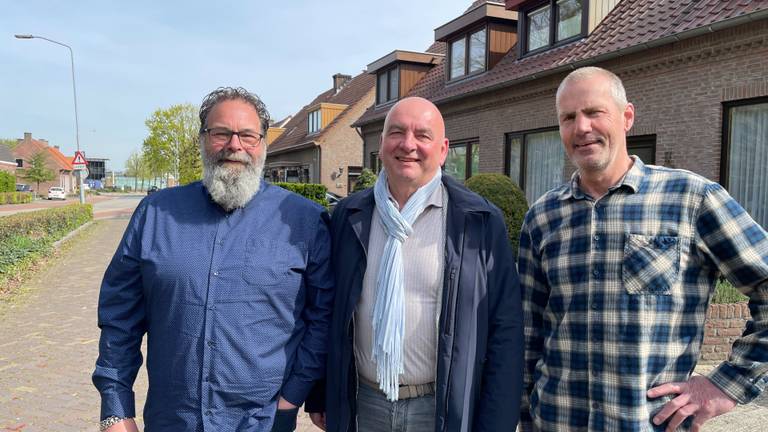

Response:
(359, 375), (436, 400)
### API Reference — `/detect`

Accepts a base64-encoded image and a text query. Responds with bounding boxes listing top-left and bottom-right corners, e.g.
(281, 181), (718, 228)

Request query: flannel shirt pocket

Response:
(623, 234), (681, 295)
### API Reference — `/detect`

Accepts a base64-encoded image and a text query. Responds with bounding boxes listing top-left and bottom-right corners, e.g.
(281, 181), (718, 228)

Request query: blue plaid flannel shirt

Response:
(518, 157), (768, 431)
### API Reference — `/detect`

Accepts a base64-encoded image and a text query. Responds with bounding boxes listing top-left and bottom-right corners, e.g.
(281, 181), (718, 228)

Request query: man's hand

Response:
(277, 396), (298, 410)
(309, 412), (327, 431)
(105, 418), (139, 432)
(647, 375), (737, 431)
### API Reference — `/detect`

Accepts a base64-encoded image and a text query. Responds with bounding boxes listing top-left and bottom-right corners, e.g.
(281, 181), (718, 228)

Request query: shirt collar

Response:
(386, 178), (445, 209)
(559, 155), (646, 201)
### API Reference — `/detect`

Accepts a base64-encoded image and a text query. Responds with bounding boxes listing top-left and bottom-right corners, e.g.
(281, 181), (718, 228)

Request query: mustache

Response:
(213, 149), (252, 164)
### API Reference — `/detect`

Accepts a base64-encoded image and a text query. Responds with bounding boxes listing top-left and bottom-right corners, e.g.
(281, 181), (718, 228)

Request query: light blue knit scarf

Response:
(372, 168), (443, 401)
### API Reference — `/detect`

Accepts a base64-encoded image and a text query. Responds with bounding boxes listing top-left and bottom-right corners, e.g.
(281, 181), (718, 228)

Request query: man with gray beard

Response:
(93, 87), (335, 432)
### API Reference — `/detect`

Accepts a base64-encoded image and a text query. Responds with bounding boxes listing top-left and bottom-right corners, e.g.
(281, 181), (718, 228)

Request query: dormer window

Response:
(308, 109), (321, 134)
(522, 0), (584, 54)
(377, 66), (399, 105)
(449, 28), (487, 80)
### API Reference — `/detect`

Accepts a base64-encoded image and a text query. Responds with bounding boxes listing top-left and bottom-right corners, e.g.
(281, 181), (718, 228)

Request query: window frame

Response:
(375, 65), (400, 106)
(519, 0), (589, 57)
(627, 134), (657, 165)
(447, 25), (489, 82)
(443, 139), (479, 181)
(504, 127), (563, 193)
(369, 151), (382, 173)
(720, 96), (768, 189)
(308, 109), (321, 135)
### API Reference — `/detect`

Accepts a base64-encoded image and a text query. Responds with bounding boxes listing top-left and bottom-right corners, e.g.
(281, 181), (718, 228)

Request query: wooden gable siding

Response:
(399, 63), (432, 98)
(489, 22), (518, 69)
(589, 0), (621, 32)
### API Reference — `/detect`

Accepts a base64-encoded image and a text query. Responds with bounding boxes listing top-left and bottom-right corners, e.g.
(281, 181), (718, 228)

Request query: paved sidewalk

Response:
(0, 217), (765, 431)
(0, 218), (315, 431)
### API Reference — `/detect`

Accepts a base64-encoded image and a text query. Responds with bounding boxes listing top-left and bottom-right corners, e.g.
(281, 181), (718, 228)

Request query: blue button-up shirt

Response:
(518, 158), (768, 431)
(93, 181), (334, 431)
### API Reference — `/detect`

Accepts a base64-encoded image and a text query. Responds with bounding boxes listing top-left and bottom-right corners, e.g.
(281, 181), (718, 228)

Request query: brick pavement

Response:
(0, 217), (765, 431)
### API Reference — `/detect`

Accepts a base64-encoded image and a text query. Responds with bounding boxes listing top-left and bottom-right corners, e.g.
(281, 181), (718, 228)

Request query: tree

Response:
(124, 150), (143, 191)
(142, 103), (201, 186)
(21, 151), (56, 195)
(353, 168), (378, 192)
(0, 138), (17, 150)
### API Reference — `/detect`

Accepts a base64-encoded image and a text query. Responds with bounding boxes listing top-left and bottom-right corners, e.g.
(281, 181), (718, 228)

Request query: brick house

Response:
(354, 0), (768, 229)
(0, 145), (16, 175)
(13, 132), (75, 194)
(265, 72), (375, 196)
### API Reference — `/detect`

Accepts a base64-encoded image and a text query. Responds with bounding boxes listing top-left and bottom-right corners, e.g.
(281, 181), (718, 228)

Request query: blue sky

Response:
(1, 0), (469, 170)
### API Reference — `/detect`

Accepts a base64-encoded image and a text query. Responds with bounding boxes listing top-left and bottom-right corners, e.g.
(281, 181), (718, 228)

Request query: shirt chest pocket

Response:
(243, 239), (306, 287)
(622, 234), (681, 295)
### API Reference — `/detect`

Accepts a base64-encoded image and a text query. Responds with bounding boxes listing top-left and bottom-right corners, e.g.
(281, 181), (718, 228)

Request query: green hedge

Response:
(353, 168), (378, 193)
(0, 204), (93, 287)
(0, 192), (33, 205)
(0, 172), (14, 193)
(465, 173), (529, 254)
(711, 278), (749, 304)
(274, 182), (329, 208)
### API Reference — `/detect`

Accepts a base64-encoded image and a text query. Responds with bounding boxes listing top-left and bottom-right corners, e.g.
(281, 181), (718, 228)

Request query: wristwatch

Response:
(99, 416), (131, 431)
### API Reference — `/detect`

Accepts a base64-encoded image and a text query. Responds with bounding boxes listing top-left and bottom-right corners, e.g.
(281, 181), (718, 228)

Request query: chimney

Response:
(54, 145), (60, 150)
(24, 132), (32, 143)
(333, 73), (352, 92)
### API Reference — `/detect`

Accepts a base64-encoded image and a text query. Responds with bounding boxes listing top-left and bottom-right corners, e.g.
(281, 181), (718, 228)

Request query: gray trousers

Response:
(356, 381), (436, 432)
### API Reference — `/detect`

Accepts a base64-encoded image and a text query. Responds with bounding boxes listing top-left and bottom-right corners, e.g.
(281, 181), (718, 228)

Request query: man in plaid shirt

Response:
(518, 66), (768, 431)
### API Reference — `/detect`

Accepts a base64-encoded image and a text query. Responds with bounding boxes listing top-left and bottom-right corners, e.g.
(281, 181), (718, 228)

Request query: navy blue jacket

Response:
(306, 176), (523, 432)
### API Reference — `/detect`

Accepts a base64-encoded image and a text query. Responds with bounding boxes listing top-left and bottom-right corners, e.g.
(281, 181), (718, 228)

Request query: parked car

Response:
(326, 192), (341, 212)
(147, 185), (159, 194)
(47, 187), (66, 200)
(15, 184), (31, 192)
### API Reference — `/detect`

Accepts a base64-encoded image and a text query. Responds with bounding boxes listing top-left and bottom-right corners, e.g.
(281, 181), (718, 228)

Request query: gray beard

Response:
(200, 145), (265, 211)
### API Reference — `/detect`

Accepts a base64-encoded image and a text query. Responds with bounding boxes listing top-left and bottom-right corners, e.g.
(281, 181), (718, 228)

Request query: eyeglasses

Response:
(203, 127), (264, 148)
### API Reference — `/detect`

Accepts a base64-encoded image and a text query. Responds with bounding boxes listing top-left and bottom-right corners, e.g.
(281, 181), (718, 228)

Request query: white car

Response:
(47, 187), (66, 200)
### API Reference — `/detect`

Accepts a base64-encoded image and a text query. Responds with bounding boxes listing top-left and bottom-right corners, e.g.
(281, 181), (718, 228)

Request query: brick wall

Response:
(700, 302), (750, 364)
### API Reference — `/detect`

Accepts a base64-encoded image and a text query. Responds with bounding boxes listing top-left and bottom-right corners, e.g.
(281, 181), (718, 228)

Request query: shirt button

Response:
(207, 340), (214, 347)
(205, 410), (212, 416)
(208, 305), (216, 311)
(592, 402), (599, 409)
(592, 269), (600, 277)
(204, 376), (210, 382)
(593, 235), (600, 241)
(213, 271), (219, 276)
(591, 302), (598, 310)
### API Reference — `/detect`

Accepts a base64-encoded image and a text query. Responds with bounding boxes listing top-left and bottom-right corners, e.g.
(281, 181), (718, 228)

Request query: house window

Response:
(444, 140), (479, 181)
(523, 0), (584, 54)
(505, 129), (566, 203)
(449, 28), (487, 80)
(376, 66), (399, 105)
(16, 158), (23, 168)
(370, 151), (382, 173)
(308, 109), (321, 134)
(627, 135), (656, 164)
(723, 99), (768, 229)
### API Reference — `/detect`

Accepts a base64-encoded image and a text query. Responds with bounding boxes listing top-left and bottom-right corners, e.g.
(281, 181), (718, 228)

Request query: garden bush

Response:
(0, 171), (14, 193)
(274, 182), (329, 208)
(0, 204), (93, 287)
(465, 173), (529, 253)
(353, 168), (378, 193)
(711, 278), (748, 304)
(0, 192), (33, 205)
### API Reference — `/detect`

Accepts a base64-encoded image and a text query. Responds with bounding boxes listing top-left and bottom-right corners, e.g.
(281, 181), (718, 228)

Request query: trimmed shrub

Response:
(0, 192), (33, 205)
(0, 172), (14, 193)
(353, 168), (378, 193)
(274, 182), (329, 208)
(465, 173), (529, 253)
(0, 204), (93, 287)
(711, 278), (748, 304)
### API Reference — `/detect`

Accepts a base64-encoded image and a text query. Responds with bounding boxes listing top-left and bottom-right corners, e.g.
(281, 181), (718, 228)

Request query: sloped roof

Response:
(0, 145), (14, 163)
(355, 0), (768, 126)
(48, 146), (74, 171)
(12, 135), (73, 171)
(267, 72), (375, 155)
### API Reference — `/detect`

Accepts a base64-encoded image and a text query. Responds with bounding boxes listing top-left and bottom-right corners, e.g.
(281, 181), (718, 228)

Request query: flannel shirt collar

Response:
(559, 156), (647, 201)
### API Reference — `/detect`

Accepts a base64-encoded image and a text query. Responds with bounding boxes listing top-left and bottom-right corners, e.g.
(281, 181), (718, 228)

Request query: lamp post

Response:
(15, 34), (86, 204)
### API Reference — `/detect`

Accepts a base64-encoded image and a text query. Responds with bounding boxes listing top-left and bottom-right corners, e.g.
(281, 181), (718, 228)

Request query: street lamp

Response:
(15, 34), (86, 204)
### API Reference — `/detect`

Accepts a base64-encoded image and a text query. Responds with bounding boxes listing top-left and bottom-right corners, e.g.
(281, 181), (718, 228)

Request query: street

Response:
(0, 193), (144, 220)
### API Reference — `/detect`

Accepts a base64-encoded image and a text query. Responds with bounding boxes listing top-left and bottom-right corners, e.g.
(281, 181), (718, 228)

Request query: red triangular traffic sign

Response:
(71, 151), (87, 166)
